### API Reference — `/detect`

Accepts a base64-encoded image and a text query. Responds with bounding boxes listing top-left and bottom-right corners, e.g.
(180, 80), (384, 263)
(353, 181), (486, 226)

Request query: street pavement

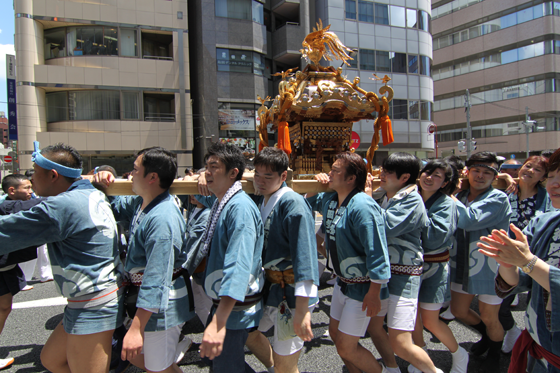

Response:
(0, 269), (523, 373)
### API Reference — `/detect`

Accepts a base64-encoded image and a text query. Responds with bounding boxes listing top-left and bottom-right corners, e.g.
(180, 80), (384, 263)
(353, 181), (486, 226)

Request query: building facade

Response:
(432, 0), (560, 160)
(0, 113), (9, 149)
(321, 0), (435, 162)
(14, 0), (435, 172)
(14, 0), (192, 174)
(187, 0), (435, 166)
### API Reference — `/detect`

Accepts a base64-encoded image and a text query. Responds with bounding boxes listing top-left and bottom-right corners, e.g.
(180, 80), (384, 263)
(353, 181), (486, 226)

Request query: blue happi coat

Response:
(509, 185), (552, 234)
(252, 184), (319, 309)
(419, 192), (457, 304)
(307, 191), (390, 302)
(452, 187), (512, 295)
(496, 211), (560, 373)
(375, 185), (428, 299)
(111, 192), (194, 332)
(184, 206), (211, 285)
(0, 180), (122, 299)
(197, 192), (265, 330)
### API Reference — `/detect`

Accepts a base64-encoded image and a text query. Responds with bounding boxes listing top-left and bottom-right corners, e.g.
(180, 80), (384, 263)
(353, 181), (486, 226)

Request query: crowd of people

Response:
(0, 140), (558, 373)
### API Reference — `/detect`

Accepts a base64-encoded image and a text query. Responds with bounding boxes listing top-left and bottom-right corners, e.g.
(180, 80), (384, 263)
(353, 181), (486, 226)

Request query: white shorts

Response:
(450, 282), (503, 305)
(377, 294), (418, 331)
(419, 302), (443, 311)
(330, 283), (371, 337)
(142, 325), (181, 371)
(258, 304), (316, 356)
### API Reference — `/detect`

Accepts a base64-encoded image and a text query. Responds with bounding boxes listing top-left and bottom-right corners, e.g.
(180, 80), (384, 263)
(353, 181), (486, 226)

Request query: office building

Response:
(432, 0), (560, 159)
(14, 0), (191, 173)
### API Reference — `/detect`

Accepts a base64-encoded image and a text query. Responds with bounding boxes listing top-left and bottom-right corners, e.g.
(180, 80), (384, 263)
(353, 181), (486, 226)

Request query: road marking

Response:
(12, 297), (67, 309)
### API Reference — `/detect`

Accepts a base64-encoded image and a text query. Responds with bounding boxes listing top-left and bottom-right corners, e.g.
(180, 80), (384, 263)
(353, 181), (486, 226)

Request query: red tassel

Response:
(277, 121), (292, 155)
(380, 116), (394, 146)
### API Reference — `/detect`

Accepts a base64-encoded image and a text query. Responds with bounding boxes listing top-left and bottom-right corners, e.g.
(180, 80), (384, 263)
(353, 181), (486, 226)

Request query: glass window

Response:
(470, 91), (484, 105)
(390, 52), (407, 73)
(144, 93), (175, 122)
(103, 28), (118, 56)
(534, 41), (545, 57)
(409, 100), (419, 119)
(253, 53), (265, 75)
(46, 92), (68, 123)
(406, 8), (417, 28)
(392, 99), (408, 119)
(69, 91), (120, 120)
(346, 0), (357, 19)
(348, 49), (358, 68)
(120, 29), (137, 57)
(517, 7), (533, 24)
(439, 65), (453, 79)
(376, 51), (391, 72)
(359, 49), (375, 70)
(215, 0), (252, 20)
(469, 25), (480, 39)
(555, 2), (560, 16)
(485, 53), (501, 68)
(501, 49), (518, 64)
(408, 54), (418, 73)
(44, 28), (66, 59)
(418, 10), (430, 32)
(500, 13), (516, 29)
(546, 79), (555, 92)
(390, 6), (406, 27)
(533, 3), (544, 18)
(358, 0), (374, 22)
(141, 31), (173, 59)
(217, 48), (265, 75)
(419, 56), (430, 76)
(453, 33), (461, 45)
(485, 88), (501, 102)
(420, 101), (431, 120)
(438, 98), (454, 111)
(122, 92), (140, 119)
(439, 35), (451, 49)
(67, 27), (116, 56)
(470, 57), (484, 72)
(252, 1), (264, 23)
(518, 44), (535, 60)
(375, 4), (389, 25)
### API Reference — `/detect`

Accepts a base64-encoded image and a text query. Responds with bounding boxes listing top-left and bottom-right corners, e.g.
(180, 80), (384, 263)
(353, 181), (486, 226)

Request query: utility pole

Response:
(465, 89), (472, 158)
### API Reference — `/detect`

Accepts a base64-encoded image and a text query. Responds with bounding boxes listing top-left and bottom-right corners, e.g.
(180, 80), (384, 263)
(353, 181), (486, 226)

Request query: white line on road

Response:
(12, 297), (67, 309)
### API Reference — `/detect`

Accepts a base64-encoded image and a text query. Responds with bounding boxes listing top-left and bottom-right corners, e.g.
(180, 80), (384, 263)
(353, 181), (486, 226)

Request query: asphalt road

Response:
(0, 269), (523, 373)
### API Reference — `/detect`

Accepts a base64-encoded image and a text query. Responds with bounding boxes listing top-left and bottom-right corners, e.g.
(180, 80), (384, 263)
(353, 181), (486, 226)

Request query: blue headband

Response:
(468, 163), (499, 175)
(500, 164), (522, 170)
(31, 141), (83, 178)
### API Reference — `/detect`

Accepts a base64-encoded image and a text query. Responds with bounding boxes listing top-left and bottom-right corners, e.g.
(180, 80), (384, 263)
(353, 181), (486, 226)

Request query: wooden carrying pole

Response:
(103, 178), (510, 196)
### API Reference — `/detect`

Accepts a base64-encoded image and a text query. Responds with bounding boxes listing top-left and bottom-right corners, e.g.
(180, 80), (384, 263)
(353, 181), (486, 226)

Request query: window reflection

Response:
(390, 6), (406, 27)
(44, 26), (143, 59)
(433, 40), (557, 81)
(359, 0), (374, 23)
(434, 2), (560, 50)
(215, 0), (264, 24)
(359, 49), (375, 70)
(434, 79), (556, 112)
(346, 0), (357, 19)
(407, 9), (417, 28)
(375, 4), (389, 24)
(217, 48), (266, 76)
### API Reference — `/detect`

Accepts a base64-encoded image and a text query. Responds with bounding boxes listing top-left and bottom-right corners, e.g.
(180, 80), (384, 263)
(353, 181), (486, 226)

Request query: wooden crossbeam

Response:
(103, 178), (510, 196)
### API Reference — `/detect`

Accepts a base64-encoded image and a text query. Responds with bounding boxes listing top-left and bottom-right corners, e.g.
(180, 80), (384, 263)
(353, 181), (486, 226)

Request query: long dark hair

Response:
(420, 160), (454, 195)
